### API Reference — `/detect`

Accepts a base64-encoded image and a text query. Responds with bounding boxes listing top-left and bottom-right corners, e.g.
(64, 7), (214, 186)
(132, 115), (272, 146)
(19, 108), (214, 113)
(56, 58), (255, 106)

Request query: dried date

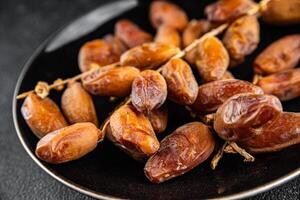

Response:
(131, 70), (167, 113)
(21, 93), (68, 138)
(144, 122), (215, 183)
(162, 58), (198, 105)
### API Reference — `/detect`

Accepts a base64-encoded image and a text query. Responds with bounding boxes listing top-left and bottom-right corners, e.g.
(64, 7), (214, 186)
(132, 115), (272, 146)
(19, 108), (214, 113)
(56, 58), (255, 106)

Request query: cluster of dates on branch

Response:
(19, 0), (300, 184)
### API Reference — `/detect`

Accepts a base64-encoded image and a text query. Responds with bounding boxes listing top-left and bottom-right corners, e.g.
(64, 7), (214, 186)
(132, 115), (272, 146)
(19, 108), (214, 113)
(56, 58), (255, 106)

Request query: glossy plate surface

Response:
(13, 0), (300, 199)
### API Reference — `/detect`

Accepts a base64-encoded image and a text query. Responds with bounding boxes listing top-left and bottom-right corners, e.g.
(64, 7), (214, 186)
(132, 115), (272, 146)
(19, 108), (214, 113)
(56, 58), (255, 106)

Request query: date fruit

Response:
(21, 93), (68, 138)
(261, 0), (300, 25)
(108, 105), (160, 160)
(162, 58), (198, 105)
(223, 15), (260, 65)
(155, 25), (181, 48)
(147, 105), (168, 134)
(144, 122), (215, 183)
(258, 68), (300, 101)
(195, 36), (229, 82)
(205, 0), (257, 23)
(78, 39), (120, 72)
(82, 66), (140, 97)
(191, 79), (263, 114)
(61, 82), (98, 126)
(239, 112), (300, 153)
(254, 35), (300, 75)
(115, 19), (153, 48)
(131, 70), (167, 113)
(214, 93), (283, 141)
(150, 1), (188, 31)
(36, 122), (102, 164)
(120, 42), (180, 70)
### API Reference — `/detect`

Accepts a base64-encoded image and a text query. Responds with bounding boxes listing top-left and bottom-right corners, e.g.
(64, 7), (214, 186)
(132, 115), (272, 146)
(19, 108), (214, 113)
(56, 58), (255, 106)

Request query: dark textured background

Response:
(0, 0), (299, 199)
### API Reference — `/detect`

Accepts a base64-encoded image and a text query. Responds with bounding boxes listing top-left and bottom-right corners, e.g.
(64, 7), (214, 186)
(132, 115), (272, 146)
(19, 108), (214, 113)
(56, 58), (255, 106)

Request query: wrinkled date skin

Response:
(239, 112), (300, 153)
(254, 35), (300, 75)
(183, 19), (211, 65)
(131, 70), (167, 113)
(205, 0), (257, 23)
(214, 93), (283, 142)
(115, 19), (153, 48)
(162, 58), (198, 105)
(195, 36), (229, 82)
(61, 82), (98, 126)
(258, 68), (300, 101)
(223, 15), (260, 65)
(149, 1), (188, 31)
(120, 42), (180, 70)
(108, 105), (160, 160)
(103, 34), (128, 56)
(21, 93), (68, 138)
(144, 122), (215, 183)
(155, 25), (181, 48)
(36, 122), (102, 164)
(147, 104), (168, 134)
(78, 39), (120, 72)
(261, 0), (300, 25)
(191, 79), (263, 114)
(82, 66), (140, 97)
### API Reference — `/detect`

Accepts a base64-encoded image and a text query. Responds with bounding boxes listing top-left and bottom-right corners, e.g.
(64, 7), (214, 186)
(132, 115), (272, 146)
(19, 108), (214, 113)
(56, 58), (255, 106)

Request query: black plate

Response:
(13, 0), (300, 199)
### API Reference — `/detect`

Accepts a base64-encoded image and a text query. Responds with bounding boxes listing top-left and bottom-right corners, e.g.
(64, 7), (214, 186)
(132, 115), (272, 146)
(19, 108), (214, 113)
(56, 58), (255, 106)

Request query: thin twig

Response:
(16, 62), (120, 99)
(211, 141), (228, 170)
(229, 142), (255, 162)
(252, 74), (263, 84)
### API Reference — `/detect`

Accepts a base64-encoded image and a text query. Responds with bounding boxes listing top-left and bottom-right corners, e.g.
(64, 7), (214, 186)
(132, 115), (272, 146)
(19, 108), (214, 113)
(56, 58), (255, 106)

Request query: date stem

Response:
(252, 74), (263, 84)
(211, 141), (228, 170)
(16, 62), (120, 99)
(228, 142), (255, 162)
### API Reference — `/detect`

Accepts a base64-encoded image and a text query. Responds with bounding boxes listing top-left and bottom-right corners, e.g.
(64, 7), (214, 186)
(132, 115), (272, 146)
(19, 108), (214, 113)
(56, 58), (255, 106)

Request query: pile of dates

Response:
(20, 0), (300, 183)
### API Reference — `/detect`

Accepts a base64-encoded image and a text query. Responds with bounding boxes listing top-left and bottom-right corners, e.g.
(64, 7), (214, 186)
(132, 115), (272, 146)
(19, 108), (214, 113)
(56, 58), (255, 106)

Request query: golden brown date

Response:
(36, 122), (102, 164)
(254, 35), (300, 75)
(205, 0), (257, 23)
(223, 15), (260, 65)
(82, 66), (140, 97)
(149, 1), (188, 31)
(239, 112), (300, 153)
(78, 39), (120, 72)
(147, 105), (168, 134)
(120, 42), (180, 70)
(258, 68), (300, 101)
(131, 70), (167, 113)
(108, 105), (160, 160)
(21, 93), (68, 138)
(261, 0), (300, 25)
(115, 19), (153, 48)
(61, 82), (98, 126)
(183, 20), (211, 65)
(195, 36), (229, 82)
(214, 93), (283, 141)
(191, 79), (263, 114)
(162, 58), (198, 105)
(103, 34), (128, 56)
(144, 122), (215, 183)
(155, 25), (181, 48)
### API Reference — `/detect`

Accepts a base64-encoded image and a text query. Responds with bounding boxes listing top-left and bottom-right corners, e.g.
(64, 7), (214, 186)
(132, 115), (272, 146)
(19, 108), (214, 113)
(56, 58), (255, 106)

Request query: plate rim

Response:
(12, 1), (300, 200)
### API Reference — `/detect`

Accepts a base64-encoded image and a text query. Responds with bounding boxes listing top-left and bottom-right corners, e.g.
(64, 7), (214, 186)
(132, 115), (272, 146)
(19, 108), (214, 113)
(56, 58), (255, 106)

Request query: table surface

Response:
(0, 0), (299, 199)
